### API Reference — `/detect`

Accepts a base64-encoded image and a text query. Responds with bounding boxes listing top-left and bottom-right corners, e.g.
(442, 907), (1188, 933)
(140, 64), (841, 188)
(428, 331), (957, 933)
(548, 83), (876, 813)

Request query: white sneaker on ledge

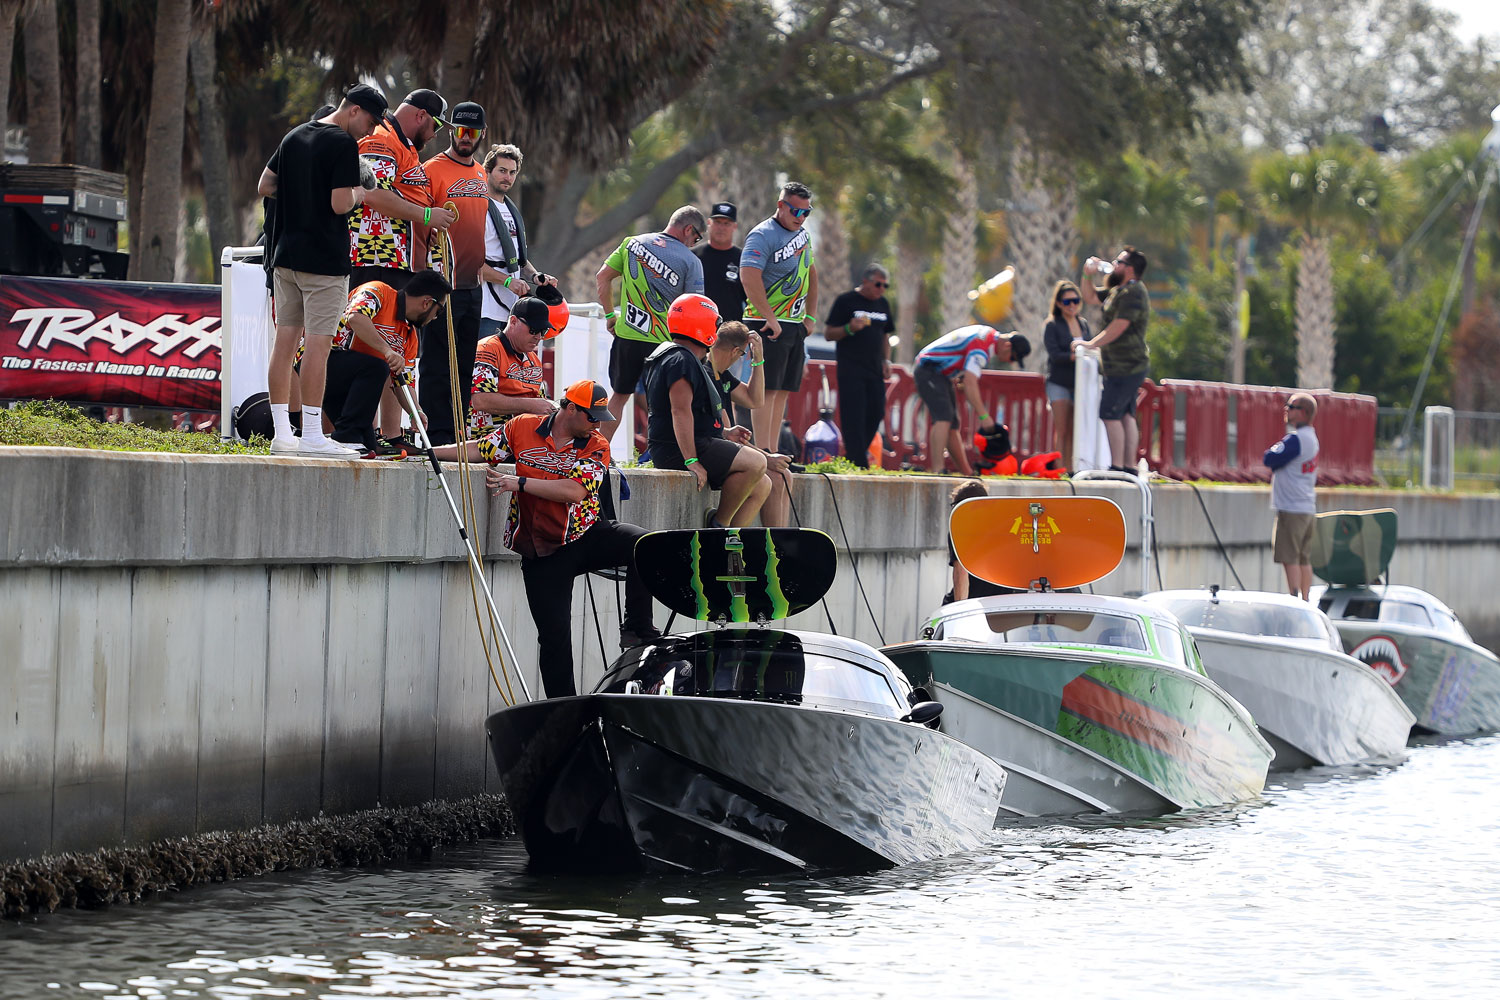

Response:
(269, 435), (301, 455)
(298, 437), (360, 457)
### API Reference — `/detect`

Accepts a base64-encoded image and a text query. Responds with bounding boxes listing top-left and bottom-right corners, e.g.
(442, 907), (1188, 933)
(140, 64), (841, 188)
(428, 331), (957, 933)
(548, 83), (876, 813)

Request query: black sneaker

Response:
(620, 625), (664, 649)
(373, 437), (407, 458)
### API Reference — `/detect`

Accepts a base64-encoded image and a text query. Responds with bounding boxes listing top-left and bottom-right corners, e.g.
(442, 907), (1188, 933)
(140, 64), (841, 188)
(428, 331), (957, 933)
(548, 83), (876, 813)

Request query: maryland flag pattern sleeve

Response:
(468, 334), (547, 439)
(336, 282), (419, 381)
(348, 120), (429, 270)
(498, 413), (611, 559)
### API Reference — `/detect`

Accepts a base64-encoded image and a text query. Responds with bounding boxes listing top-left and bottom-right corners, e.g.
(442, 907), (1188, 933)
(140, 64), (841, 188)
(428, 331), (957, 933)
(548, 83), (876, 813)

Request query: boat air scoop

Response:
(634, 528), (837, 624)
(950, 495), (1127, 592)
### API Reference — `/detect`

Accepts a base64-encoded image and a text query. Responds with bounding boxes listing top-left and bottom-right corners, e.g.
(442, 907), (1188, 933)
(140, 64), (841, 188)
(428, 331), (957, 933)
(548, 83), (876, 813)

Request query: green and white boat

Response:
(1309, 509), (1500, 736)
(883, 496), (1273, 816)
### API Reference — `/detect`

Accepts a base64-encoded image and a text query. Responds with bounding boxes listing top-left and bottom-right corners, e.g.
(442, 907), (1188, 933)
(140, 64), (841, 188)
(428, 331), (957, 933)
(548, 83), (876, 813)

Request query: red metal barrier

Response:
(1144, 380), (1376, 485)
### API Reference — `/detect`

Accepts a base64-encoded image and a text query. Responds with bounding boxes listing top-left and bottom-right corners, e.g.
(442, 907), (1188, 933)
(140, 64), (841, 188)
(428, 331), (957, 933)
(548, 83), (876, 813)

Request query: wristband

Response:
(604, 310), (617, 319)
(503, 275), (512, 288)
(684, 457), (700, 466)
(979, 413), (991, 424)
(518, 476), (527, 493)
(751, 360), (765, 367)
(423, 207), (432, 225)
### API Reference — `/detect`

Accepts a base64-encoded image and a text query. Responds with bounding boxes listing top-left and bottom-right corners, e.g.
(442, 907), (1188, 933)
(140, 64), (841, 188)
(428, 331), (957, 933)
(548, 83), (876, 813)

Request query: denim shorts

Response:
(1045, 381), (1073, 403)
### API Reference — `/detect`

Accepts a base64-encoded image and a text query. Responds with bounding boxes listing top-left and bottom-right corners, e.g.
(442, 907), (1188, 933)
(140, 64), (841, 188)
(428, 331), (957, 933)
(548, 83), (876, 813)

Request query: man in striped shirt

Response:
(914, 325), (1030, 475)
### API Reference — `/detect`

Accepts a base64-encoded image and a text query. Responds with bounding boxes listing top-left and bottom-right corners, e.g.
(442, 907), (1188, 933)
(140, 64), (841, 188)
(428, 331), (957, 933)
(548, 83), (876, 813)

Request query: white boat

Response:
(1143, 589), (1416, 769)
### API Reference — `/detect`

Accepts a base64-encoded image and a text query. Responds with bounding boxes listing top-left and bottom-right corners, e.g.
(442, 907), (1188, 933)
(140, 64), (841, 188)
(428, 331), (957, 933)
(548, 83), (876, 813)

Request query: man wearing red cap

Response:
(487, 379), (661, 697)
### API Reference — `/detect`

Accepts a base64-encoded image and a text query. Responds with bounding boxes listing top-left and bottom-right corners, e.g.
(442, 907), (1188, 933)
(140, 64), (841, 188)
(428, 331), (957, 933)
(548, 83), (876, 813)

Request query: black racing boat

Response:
(485, 528), (1009, 875)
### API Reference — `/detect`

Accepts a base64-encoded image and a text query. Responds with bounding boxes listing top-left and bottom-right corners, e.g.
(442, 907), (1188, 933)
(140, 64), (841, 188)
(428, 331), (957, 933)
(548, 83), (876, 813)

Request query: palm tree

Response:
(939, 151), (979, 337)
(1254, 142), (1403, 389)
(133, 0), (191, 281)
(21, 0), (62, 162)
(75, 0), (102, 166)
(0, 1), (19, 156)
(1006, 133), (1078, 358)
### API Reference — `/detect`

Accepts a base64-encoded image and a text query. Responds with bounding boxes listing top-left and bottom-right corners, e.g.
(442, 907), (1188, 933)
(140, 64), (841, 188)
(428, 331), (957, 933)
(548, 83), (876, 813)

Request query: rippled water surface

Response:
(4, 737), (1499, 998)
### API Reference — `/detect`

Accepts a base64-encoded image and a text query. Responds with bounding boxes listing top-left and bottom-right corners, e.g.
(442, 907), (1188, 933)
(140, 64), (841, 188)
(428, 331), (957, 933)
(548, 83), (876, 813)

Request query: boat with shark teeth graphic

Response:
(1310, 509), (1500, 736)
(884, 496), (1272, 816)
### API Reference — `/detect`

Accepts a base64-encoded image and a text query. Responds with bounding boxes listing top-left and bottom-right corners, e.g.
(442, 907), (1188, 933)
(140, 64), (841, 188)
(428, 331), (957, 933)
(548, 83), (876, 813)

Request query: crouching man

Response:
(643, 293), (770, 527)
(487, 379), (660, 697)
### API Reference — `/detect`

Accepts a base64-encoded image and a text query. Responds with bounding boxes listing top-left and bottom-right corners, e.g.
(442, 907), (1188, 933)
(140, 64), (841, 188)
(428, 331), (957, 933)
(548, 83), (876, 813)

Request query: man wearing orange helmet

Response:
(642, 293), (771, 528)
(429, 294), (568, 463)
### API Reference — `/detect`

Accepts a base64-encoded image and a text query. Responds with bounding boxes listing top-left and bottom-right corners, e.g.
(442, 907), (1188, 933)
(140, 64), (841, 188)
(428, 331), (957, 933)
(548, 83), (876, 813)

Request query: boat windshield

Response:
(1157, 598), (1329, 642)
(1330, 596), (1471, 640)
(596, 631), (904, 718)
(940, 610), (1148, 651)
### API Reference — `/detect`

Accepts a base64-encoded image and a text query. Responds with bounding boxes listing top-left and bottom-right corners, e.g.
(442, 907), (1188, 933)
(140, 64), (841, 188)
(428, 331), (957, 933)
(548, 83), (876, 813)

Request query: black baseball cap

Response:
(450, 102), (485, 129)
(402, 89), (449, 126)
(512, 296), (551, 334)
(710, 202), (737, 221)
(344, 84), (388, 118)
(1006, 332), (1032, 364)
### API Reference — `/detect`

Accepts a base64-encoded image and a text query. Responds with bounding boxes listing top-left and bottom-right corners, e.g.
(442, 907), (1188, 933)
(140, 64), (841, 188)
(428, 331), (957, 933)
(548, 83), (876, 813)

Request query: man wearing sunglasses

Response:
(415, 101), (493, 446)
(1264, 392), (1320, 601)
(824, 263), (894, 467)
(1079, 244), (1151, 473)
(741, 181), (818, 451)
(486, 379), (662, 696)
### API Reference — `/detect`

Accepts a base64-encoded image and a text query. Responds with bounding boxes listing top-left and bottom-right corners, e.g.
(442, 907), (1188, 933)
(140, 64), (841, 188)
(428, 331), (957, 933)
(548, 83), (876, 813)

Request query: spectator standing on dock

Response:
(914, 325), (1030, 476)
(741, 182), (818, 451)
(1265, 392), (1320, 601)
(258, 85), (384, 456)
(695, 202), (746, 323)
(479, 144), (556, 333)
(487, 380), (661, 696)
(824, 263), (894, 468)
(595, 207), (708, 437)
(643, 294), (771, 527)
(1043, 280), (1091, 471)
(418, 101), (491, 446)
(1079, 246), (1150, 473)
(323, 270), (451, 454)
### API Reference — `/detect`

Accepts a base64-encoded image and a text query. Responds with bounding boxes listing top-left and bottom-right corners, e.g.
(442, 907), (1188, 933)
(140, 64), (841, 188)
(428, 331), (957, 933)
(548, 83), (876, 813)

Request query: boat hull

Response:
(888, 643), (1271, 812)
(485, 694), (1008, 874)
(1333, 622), (1500, 736)
(1190, 630), (1415, 768)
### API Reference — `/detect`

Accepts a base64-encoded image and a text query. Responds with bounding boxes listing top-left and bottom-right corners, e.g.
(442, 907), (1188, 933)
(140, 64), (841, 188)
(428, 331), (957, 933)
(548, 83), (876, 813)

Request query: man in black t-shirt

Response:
(257, 84), (386, 457)
(693, 202), (746, 323)
(824, 263), (894, 467)
(643, 294), (769, 528)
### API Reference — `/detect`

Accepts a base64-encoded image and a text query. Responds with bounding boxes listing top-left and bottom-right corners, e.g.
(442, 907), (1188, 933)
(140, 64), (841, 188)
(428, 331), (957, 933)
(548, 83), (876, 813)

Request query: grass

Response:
(0, 400), (268, 455)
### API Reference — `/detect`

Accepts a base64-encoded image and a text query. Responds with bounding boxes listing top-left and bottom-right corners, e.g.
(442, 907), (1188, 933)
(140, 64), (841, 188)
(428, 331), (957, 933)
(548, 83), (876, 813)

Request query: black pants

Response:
(419, 286), (483, 445)
(837, 368), (886, 468)
(520, 520), (656, 698)
(324, 348), (388, 451)
(350, 265), (411, 292)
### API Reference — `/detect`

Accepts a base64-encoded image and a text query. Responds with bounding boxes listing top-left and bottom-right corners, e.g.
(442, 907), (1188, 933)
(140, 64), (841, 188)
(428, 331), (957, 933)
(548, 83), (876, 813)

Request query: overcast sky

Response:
(1430, 0), (1500, 44)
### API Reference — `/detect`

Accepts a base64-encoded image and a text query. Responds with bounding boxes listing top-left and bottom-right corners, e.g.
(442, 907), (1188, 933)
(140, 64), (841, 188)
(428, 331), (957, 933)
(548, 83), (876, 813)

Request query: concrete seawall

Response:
(3, 446), (1497, 862)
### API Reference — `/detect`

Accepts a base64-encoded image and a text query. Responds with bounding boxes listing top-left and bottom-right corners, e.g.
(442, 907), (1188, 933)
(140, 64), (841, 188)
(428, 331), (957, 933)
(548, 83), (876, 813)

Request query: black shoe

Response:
(620, 625), (664, 649)
(373, 437), (407, 457)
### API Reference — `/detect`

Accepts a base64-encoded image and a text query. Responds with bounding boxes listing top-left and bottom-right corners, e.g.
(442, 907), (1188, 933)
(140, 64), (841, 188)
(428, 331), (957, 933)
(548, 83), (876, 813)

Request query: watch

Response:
(518, 476), (527, 493)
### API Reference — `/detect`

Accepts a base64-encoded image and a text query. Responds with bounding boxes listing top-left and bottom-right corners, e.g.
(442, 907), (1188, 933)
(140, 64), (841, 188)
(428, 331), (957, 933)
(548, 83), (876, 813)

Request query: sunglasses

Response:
(1284, 403), (1304, 411)
(454, 126), (483, 141)
(687, 225), (704, 245)
(872, 280), (888, 288)
(1059, 296), (1081, 306)
(781, 201), (813, 219)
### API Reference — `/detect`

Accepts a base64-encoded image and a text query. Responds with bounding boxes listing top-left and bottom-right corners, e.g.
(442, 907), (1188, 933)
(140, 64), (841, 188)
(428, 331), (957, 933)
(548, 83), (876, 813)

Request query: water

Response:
(4, 738), (1499, 998)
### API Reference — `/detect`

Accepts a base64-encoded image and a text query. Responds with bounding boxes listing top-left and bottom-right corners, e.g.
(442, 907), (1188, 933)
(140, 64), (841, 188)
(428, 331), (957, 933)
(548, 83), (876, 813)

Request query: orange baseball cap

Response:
(562, 379), (610, 421)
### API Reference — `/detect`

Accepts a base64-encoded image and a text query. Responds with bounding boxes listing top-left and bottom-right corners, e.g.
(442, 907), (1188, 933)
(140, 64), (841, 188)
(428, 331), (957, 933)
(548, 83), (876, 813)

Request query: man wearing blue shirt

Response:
(1264, 392), (1320, 600)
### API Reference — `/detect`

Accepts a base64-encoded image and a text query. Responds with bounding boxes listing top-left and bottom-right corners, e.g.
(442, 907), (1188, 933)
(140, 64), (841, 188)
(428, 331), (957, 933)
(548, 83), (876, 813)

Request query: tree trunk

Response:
(74, 0), (101, 166)
(1294, 233), (1335, 389)
(438, 0), (479, 99)
(189, 23), (236, 271)
(939, 152), (978, 336)
(132, 0), (191, 281)
(21, 0), (62, 162)
(816, 194), (850, 295)
(1228, 232), (1249, 383)
(893, 240), (922, 364)
(0, 2), (19, 158)
(1006, 134), (1078, 370)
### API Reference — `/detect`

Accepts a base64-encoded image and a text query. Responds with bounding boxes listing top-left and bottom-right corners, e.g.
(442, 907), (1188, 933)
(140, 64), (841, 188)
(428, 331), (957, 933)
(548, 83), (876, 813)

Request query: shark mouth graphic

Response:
(1350, 635), (1408, 686)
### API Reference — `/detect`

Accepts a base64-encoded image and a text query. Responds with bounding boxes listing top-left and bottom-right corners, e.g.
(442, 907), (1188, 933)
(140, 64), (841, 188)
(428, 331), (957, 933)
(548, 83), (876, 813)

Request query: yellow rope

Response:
(436, 201), (518, 705)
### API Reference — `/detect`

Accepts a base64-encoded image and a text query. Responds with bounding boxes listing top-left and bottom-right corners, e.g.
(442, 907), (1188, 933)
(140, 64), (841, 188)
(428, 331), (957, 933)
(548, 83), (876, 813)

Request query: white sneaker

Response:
(298, 437), (361, 458)
(270, 435), (301, 455)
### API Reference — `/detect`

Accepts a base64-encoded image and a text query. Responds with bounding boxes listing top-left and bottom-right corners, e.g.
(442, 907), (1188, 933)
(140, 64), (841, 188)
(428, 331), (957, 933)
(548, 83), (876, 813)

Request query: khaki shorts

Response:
(1272, 510), (1317, 565)
(273, 268), (348, 338)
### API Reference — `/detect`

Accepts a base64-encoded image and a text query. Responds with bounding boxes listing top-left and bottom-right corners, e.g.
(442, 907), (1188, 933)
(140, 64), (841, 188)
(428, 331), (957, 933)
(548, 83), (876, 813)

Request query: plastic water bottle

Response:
(1092, 258), (1114, 275)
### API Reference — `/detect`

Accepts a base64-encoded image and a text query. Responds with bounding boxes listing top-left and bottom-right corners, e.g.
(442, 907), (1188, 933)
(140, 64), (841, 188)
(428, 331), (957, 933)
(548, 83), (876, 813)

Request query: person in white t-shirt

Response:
(1264, 391), (1321, 600)
(479, 143), (555, 335)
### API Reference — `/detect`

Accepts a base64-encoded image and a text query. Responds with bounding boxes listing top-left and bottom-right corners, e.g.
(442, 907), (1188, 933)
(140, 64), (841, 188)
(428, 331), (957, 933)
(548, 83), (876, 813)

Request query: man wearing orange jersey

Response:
(486, 380), (661, 696)
(324, 269), (452, 454)
(419, 101), (491, 445)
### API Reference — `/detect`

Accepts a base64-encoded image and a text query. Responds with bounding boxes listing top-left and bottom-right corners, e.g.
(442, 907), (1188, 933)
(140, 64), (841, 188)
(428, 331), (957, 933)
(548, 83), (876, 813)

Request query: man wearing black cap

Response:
(418, 100), (491, 445)
(693, 202), (746, 324)
(257, 85), (385, 456)
(348, 88), (457, 292)
(487, 379), (661, 696)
